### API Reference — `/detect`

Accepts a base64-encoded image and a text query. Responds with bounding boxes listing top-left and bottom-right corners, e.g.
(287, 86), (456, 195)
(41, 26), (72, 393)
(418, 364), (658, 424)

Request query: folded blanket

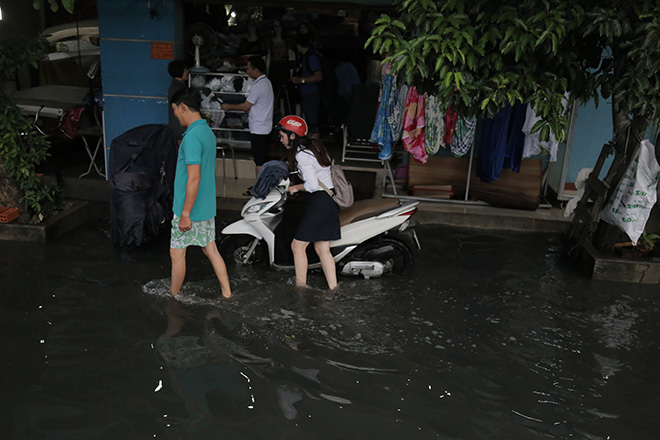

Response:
(253, 160), (289, 198)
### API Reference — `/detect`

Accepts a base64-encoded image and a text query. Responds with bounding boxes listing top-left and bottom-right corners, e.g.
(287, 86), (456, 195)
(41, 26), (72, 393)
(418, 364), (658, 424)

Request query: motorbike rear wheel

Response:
(218, 234), (266, 267)
(381, 237), (415, 275)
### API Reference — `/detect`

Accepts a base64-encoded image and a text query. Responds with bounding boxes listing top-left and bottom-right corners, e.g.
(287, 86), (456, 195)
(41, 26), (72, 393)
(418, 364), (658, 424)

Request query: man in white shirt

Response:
(222, 56), (274, 180)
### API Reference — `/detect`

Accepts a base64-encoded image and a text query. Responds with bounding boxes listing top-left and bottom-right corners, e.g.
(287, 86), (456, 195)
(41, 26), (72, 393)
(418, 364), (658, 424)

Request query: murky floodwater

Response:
(1, 216), (659, 439)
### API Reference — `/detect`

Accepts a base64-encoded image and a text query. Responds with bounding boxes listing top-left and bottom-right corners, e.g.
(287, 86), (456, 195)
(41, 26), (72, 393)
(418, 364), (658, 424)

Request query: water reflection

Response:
(150, 290), (360, 434)
(156, 298), (254, 432)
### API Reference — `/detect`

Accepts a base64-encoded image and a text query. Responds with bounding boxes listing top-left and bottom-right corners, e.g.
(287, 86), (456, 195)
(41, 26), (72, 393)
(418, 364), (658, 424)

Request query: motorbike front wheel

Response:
(218, 234), (267, 267)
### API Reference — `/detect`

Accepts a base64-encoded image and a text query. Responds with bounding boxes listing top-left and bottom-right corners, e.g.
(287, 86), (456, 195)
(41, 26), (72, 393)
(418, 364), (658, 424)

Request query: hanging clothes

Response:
(502, 103), (528, 172)
(402, 86), (427, 164)
(388, 82), (408, 143)
(522, 103), (563, 162)
(424, 94), (446, 155)
(450, 116), (478, 157)
(442, 109), (458, 147)
(369, 73), (396, 160)
(477, 105), (511, 183)
(477, 103), (527, 183)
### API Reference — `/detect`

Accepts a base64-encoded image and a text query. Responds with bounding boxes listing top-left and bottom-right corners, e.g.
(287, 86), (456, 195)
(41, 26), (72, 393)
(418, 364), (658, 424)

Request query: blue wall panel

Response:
(98, 0), (183, 177)
(569, 98), (613, 183)
(98, 0), (180, 41)
(101, 40), (180, 97)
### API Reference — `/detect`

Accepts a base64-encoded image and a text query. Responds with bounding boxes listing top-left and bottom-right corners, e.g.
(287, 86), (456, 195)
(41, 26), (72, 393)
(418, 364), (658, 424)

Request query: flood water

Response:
(1, 215), (659, 439)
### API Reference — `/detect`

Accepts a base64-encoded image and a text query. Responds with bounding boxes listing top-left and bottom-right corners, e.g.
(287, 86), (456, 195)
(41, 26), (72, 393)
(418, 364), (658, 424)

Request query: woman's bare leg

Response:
(314, 241), (337, 290)
(291, 239), (310, 287)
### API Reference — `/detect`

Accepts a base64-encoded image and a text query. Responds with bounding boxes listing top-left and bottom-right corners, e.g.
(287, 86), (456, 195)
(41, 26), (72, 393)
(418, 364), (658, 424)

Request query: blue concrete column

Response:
(98, 0), (183, 177)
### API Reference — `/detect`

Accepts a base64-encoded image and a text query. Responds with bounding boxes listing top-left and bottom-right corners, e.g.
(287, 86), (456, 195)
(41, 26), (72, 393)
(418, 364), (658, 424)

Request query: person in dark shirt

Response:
(291, 34), (322, 139)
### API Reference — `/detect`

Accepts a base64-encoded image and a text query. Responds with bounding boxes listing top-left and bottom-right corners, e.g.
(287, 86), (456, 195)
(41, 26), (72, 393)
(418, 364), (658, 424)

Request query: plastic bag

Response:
(600, 140), (660, 244)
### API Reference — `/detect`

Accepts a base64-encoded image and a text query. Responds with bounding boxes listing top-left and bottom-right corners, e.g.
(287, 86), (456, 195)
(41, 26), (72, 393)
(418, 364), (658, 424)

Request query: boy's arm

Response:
(178, 164), (201, 232)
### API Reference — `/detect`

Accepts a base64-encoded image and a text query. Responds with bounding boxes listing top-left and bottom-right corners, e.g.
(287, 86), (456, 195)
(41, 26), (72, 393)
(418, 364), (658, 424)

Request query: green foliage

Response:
(0, 37), (46, 78)
(366, 0), (660, 143)
(639, 230), (660, 250)
(32, 0), (76, 14)
(0, 37), (62, 218)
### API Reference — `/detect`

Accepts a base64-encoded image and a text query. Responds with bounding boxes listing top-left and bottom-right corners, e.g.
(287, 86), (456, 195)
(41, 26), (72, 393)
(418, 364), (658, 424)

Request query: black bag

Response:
(108, 124), (177, 248)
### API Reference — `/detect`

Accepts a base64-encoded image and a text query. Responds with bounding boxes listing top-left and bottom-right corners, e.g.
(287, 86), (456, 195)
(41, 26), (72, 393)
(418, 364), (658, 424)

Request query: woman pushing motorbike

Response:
(278, 115), (340, 290)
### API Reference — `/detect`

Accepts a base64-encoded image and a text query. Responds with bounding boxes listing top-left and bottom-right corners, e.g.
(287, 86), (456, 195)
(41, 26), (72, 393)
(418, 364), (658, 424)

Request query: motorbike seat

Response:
(339, 198), (401, 227)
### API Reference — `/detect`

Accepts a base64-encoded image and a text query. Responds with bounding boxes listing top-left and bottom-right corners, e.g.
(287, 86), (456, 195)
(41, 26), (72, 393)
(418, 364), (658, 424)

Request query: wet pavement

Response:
(1, 209), (660, 439)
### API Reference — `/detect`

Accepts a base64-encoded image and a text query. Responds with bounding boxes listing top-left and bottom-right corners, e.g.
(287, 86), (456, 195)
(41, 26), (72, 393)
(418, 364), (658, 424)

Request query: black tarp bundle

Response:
(108, 124), (177, 248)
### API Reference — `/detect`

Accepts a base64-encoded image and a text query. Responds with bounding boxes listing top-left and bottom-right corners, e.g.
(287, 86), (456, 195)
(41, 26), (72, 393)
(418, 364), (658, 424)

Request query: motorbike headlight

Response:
(244, 202), (271, 215)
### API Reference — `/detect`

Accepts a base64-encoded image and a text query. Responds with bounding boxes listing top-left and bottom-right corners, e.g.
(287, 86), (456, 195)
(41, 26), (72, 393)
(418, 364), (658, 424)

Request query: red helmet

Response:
(278, 115), (308, 137)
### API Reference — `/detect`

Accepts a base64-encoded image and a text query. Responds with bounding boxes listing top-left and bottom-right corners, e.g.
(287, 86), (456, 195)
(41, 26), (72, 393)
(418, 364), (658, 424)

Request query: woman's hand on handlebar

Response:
(289, 184), (304, 195)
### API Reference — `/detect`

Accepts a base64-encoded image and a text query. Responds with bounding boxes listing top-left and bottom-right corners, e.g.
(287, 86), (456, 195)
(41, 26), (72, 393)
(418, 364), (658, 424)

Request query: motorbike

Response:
(219, 176), (421, 279)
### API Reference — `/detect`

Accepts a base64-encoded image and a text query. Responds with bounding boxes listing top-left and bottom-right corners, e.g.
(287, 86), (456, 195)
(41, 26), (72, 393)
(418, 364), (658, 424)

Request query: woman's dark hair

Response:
(286, 134), (331, 171)
(170, 87), (202, 112)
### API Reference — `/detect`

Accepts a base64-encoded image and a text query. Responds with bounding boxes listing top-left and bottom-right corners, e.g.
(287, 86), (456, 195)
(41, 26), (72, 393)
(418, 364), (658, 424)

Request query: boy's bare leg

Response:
(202, 241), (232, 298)
(170, 247), (187, 295)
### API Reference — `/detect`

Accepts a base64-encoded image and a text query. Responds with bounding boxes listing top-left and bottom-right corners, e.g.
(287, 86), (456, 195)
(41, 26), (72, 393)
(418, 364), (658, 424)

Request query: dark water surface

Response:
(1, 218), (659, 439)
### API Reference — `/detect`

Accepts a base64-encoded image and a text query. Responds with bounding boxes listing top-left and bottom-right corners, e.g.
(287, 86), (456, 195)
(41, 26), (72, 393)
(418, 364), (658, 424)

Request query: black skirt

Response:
(295, 190), (341, 242)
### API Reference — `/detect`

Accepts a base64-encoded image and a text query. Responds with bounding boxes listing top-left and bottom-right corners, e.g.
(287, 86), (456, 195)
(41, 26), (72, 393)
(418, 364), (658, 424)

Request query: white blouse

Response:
(296, 148), (333, 193)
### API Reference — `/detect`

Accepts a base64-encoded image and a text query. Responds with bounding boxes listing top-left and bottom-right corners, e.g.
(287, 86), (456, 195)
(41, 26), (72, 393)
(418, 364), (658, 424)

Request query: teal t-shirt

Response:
(173, 119), (217, 221)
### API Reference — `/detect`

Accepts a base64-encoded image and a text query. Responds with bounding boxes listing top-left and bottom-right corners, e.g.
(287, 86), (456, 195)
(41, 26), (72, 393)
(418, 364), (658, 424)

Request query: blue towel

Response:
(477, 103), (527, 183)
(253, 160), (289, 199)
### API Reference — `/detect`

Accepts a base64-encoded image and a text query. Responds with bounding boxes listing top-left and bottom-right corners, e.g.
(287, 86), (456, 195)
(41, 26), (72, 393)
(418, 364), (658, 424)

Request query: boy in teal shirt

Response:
(170, 87), (231, 298)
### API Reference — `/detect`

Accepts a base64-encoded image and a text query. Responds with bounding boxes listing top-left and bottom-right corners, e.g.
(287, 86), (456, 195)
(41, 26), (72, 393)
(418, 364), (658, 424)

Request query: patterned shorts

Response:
(170, 215), (216, 249)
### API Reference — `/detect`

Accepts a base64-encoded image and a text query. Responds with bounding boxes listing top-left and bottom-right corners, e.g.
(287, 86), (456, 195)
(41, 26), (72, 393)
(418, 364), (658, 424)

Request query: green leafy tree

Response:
(367, 0), (660, 159)
(0, 0), (78, 221)
(0, 37), (62, 221)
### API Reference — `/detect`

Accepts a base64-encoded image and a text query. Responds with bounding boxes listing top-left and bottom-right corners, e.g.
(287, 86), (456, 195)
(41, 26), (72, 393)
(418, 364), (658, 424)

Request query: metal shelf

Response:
(192, 72), (252, 155)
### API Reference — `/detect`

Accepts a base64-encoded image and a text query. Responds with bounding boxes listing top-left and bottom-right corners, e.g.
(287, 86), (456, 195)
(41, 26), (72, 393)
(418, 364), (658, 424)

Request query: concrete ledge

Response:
(581, 242), (660, 284)
(215, 157), (255, 179)
(410, 200), (570, 234)
(415, 209), (569, 233)
(0, 201), (92, 242)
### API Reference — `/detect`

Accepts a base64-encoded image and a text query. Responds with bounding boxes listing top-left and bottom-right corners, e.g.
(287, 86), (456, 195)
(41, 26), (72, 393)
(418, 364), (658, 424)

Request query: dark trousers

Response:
(250, 133), (271, 166)
(300, 91), (320, 135)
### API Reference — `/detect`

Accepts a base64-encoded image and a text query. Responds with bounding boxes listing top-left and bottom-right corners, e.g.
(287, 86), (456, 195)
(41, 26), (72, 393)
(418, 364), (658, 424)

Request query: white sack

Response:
(600, 140), (660, 244)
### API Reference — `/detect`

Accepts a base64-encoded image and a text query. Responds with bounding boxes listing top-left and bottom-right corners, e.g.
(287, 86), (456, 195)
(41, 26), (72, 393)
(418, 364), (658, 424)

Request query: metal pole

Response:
(465, 138), (475, 201)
